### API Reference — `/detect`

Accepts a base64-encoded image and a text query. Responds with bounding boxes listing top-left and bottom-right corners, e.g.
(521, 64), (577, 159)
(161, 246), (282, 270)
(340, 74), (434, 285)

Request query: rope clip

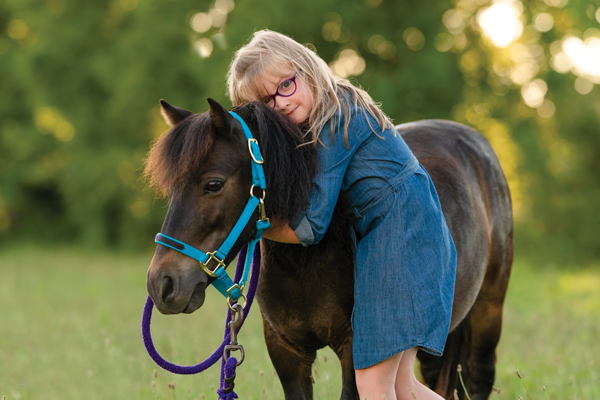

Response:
(224, 303), (245, 366)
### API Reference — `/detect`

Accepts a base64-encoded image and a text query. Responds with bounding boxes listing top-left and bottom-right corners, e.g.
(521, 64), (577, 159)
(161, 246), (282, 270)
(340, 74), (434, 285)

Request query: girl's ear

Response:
(207, 98), (233, 137)
(159, 100), (192, 126)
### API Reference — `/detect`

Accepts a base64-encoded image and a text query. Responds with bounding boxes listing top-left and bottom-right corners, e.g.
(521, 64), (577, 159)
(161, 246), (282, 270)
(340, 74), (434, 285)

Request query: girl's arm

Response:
(263, 219), (300, 244)
(290, 110), (365, 247)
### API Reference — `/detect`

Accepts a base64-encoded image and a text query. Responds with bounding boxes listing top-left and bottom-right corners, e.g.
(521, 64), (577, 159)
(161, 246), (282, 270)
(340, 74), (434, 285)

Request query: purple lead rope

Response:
(142, 243), (261, 398)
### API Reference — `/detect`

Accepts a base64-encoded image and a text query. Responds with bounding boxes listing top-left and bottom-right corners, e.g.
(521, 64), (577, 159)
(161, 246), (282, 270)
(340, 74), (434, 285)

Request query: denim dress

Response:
(291, 106), (457, 369)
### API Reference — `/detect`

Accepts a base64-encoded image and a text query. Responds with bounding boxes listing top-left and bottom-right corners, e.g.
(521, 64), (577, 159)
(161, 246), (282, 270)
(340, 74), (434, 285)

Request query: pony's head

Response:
(144, 98), (317, 314)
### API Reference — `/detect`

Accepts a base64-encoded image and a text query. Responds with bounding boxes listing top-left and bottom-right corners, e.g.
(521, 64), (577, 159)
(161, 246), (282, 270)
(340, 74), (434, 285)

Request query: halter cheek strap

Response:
(154, 111), (270, 301)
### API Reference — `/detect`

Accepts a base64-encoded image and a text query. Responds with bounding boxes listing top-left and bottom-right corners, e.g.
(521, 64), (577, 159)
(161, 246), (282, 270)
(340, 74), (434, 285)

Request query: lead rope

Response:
(141, 243), (261, 399)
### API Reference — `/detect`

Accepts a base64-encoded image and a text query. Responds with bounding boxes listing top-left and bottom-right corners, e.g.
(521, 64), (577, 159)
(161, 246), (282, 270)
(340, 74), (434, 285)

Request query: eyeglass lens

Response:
(266, 74), (297, 108)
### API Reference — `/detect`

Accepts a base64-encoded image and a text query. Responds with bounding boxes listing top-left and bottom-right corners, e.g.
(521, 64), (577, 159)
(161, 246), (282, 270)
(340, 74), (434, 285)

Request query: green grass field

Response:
(1, 246), (599, 399)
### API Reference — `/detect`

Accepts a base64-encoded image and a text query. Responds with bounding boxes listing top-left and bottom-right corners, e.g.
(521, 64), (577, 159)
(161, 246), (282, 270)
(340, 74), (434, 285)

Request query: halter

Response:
(154, 111), (270, 302)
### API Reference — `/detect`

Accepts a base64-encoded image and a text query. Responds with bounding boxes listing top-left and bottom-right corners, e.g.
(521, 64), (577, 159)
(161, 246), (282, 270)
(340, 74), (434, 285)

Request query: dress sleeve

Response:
(291, 109), (371, 246)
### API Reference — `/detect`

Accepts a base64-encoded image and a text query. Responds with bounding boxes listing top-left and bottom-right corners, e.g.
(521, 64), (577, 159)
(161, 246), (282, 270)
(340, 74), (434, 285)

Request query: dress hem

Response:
(353, 343), (444, 370)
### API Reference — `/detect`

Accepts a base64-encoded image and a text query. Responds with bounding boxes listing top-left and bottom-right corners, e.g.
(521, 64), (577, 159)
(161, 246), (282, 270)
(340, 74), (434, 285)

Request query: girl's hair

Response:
(227, 29), (394, 147)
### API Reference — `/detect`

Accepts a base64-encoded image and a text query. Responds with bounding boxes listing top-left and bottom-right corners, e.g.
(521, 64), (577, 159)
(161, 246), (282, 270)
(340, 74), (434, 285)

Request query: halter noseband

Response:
(154, 111), (270, 302)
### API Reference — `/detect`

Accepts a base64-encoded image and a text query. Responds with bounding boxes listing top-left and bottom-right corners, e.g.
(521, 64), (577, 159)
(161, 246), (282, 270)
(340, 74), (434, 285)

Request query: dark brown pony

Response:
(145, 98), (513, 400)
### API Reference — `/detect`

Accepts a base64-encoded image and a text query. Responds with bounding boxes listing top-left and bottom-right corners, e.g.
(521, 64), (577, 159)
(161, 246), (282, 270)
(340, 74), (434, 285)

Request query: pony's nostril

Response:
(161, 275), (174, 303)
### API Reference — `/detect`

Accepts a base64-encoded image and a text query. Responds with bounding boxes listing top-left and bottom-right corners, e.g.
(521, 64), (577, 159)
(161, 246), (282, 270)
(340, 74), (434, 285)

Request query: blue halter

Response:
(154, 111), (270, 302)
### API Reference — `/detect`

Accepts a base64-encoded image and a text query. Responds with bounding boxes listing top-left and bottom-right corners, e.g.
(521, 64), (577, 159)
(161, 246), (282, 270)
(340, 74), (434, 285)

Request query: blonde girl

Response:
(227, 29), (456, 400)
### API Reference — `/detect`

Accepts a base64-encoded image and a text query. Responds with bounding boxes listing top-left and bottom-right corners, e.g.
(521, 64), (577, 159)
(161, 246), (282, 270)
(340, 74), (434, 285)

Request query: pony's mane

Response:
(144, 112), (214, 199)
(232, 102), (318, 224)
(144, 102), (318, 224)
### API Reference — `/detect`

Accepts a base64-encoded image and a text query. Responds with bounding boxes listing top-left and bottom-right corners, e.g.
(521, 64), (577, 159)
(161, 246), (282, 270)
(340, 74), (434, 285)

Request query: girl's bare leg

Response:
(355, 352), (403, 400)
(394, 347), (445, 400)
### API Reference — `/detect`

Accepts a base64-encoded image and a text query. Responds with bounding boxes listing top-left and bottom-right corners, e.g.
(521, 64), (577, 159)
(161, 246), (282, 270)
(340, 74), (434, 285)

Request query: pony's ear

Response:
(160, 100), (192, 127)
(207, 98), (232, 137)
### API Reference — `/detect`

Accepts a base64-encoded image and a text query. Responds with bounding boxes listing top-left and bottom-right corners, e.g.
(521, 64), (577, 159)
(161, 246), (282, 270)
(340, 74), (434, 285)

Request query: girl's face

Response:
(257, 65), (313, 124)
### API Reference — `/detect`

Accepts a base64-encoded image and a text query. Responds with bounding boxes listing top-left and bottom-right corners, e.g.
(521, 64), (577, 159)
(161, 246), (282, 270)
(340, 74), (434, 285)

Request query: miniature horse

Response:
(145, 99), (513, 400)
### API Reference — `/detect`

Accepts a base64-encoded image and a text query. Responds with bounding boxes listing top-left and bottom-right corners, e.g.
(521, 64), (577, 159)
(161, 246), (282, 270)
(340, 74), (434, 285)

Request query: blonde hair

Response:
(227, 29), (394, 148)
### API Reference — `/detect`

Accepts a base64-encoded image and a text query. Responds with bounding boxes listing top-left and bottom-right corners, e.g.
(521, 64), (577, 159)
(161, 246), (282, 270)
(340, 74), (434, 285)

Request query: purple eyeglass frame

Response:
(263, 72), (299, 108)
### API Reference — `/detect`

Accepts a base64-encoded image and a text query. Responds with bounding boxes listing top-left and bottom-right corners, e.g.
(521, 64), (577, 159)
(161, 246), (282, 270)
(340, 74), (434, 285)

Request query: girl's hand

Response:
(263, 218), (300, 244)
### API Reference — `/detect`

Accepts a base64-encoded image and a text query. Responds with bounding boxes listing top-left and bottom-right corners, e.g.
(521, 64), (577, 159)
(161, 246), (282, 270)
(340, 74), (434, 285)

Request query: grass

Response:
(492, 259), (600, 399)
(0, 246), (599, 399)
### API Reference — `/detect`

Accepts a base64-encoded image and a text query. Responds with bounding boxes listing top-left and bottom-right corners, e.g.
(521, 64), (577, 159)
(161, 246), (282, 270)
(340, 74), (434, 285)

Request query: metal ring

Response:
(224, 345), (246, 366)
(249, 184), (266, 200)
(227, 293), (247, 311)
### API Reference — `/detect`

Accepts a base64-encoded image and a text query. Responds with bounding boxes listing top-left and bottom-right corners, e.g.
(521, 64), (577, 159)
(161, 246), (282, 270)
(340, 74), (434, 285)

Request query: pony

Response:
(144, 98), (513, 400)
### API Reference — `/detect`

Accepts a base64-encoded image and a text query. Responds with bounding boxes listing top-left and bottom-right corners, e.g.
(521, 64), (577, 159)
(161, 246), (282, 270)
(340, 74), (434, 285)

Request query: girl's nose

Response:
(275, 97), (291, 113)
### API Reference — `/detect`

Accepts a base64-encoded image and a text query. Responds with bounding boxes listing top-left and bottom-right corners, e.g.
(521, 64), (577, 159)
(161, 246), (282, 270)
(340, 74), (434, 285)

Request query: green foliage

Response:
(0, 0), (598, 261)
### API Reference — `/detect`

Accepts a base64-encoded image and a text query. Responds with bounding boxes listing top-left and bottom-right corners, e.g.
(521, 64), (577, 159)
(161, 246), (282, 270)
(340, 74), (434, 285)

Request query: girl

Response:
(227, 30), (456, 400)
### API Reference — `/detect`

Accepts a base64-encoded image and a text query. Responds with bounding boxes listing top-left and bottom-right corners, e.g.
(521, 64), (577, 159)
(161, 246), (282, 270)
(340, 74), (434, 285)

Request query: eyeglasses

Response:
(262, 72), (299, 109)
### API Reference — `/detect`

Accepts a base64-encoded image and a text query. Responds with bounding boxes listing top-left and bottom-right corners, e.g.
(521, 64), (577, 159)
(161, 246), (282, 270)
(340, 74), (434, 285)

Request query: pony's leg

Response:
(418, 294), (505, 400)
(416, 349), (444, 391)
(331, 333), (360, 400)
(461, 234), (511, 400)
(262, 314), (316, 400)
(417, 321), (470, 400)
(464, 293), (506, 399)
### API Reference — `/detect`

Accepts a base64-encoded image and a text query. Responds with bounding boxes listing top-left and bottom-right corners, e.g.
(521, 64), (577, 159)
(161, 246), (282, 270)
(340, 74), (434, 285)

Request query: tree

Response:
(1, 0), (598, 262)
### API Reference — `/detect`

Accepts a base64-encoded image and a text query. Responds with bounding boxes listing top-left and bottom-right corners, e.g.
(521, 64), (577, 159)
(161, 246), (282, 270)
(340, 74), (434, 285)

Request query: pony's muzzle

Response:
(147, 253), (209, 315)
(160, 275), (175, 303)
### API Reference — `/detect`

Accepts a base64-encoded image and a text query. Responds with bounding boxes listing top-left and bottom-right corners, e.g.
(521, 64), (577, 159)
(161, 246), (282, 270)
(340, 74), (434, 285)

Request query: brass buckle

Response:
(248, 139), (264, 164)
(199, 250), (226, 278)
(226, 283), (241, 299)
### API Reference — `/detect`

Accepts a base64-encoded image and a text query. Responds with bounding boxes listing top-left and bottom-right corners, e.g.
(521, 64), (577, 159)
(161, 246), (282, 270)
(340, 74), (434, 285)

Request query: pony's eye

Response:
(205, 181), (224, 193)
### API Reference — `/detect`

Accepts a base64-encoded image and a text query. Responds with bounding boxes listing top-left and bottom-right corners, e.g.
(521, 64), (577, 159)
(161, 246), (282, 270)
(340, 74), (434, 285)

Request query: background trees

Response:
(1, 0), (598, 263)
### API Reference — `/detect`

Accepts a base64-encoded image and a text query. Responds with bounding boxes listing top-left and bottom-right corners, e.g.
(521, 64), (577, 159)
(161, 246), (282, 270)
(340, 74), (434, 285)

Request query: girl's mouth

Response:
(287, 107), (297, 117)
